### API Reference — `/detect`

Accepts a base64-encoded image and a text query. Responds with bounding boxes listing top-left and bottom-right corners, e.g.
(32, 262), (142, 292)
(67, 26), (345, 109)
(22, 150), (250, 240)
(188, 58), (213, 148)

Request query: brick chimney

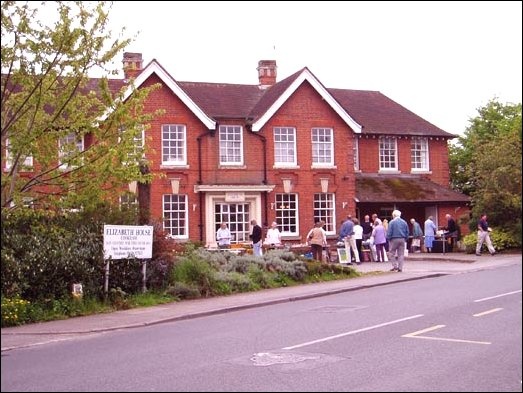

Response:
(123, 52), (143, 79)
(257, 60), (277, 89)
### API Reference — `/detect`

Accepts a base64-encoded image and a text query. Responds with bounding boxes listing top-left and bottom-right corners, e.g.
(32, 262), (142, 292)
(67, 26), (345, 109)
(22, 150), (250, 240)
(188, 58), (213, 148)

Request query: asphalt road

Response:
(1, 262), (521, 392)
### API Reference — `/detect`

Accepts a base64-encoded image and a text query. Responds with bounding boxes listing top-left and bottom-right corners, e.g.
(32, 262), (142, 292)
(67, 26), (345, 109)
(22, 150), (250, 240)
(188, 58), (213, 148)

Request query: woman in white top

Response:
(353, 218), (364, 263)
(264, 221), (282, 246)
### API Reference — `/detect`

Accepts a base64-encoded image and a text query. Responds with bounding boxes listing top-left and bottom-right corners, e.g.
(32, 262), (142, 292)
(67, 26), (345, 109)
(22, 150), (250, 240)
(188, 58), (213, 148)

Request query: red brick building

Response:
(115, 52), (470, 247)
(5, 52), (470, 246)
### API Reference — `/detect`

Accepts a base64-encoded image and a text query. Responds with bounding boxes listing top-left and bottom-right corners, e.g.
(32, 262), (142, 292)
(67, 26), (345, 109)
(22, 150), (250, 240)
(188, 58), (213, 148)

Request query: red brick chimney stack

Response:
(123, 52), (143, 80)
(257, 60), (277, 89)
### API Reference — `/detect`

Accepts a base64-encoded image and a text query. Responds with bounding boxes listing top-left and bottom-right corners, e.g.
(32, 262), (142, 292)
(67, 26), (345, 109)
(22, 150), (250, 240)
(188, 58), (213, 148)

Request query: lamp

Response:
(170, 178), (180, 194)
(320, 178), (329, 193)
(128, 181), (137, 194)
(282, 178), (292, 193)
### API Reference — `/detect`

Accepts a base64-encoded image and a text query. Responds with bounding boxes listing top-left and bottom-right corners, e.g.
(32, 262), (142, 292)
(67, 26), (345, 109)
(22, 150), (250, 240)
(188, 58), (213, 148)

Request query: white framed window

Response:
(313, 193), (336, 235)
(162, 124), (186, 165)
(379, 136), (397, 171)
(275, 193), (298, 235)
(119, 192), (138, 211)
(4, 138), (33, 171)
(163, 194), (188, 239)
(411, 137), (429, 171)
(219, 125), (243, 165)
(274, 127), (297, 167)
(353, 137), (359, 171)
(311, 128), (334, 167)
(59, 132), (84, 169)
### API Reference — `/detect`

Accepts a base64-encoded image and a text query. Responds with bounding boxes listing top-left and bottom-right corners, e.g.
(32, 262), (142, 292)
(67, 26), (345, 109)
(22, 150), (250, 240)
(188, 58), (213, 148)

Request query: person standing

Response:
(476, 213), (496, 256)
(386, 210), (409, 272)
(249, 219), (263, 257)
(339, 216), (360, 264)
(410, 218), (423, 253)
(352, 218), (364, 262)
(371, 219), (387, 262)
(444, 213), (458, 252)
(361, 215), (373, 241)
(307, 220), (327, 262)
(216, 222), (231, 249)
(424, 216), (437, 253)
(265, 221), (282, 247)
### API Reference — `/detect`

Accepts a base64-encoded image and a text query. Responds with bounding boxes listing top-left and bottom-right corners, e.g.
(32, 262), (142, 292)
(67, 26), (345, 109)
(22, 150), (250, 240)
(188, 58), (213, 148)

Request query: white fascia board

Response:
(194, 184), (275, 193)
(98, 61), (216, 130)
(251, 69), (362, 133)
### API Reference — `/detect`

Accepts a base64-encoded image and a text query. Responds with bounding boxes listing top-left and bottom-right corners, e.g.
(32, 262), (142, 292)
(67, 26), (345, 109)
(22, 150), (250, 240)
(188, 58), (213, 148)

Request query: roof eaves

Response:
(98, 60), (216, 129)
(251, 68), (362, 133)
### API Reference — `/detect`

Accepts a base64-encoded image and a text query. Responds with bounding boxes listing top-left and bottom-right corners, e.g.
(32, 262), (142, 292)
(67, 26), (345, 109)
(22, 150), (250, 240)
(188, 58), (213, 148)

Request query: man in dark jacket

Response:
(250, 219), (263, 257)
(445, 214), (458, 252)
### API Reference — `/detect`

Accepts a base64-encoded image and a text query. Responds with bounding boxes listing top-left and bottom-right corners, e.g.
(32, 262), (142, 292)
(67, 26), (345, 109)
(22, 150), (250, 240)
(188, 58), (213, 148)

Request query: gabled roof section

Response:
(250, 68), (362, 133)
(178, 82), (264, 119)
(329, 89), (455, 138)
(103, 59), (216, 129)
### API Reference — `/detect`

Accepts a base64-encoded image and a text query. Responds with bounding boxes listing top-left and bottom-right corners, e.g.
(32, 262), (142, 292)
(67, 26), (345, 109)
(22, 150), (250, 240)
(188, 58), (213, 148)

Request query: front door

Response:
(214, 203), (250, 244)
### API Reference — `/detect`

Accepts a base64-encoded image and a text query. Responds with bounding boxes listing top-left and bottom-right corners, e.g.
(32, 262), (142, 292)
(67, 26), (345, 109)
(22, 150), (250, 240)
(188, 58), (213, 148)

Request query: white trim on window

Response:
(219, 125), (243, 166)
(161, 124), (187, 166)
(273, 127), (297, 167)
(411, 136), (430, 172)
(379, 136), (398, 172)
(311, 127), (334, 167)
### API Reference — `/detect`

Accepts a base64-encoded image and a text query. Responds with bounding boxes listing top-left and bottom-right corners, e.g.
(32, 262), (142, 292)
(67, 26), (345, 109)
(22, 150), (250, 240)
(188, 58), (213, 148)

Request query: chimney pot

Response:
(123, 52), (143, 79)
(257, 60), (277, 89)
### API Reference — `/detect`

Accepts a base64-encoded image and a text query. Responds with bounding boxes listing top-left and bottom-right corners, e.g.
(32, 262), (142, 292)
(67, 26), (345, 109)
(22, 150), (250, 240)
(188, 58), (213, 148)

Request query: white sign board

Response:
(103, 225), (153, 259)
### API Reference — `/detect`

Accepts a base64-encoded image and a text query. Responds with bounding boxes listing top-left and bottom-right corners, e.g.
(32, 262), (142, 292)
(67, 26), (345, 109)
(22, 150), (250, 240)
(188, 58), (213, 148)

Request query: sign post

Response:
(103, 225), (154, 294)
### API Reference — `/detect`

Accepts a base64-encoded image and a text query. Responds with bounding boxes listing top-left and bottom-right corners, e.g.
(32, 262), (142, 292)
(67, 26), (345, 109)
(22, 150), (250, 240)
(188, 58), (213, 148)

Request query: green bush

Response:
(165, 282), (201, 300)
(462, 227), (521, 253)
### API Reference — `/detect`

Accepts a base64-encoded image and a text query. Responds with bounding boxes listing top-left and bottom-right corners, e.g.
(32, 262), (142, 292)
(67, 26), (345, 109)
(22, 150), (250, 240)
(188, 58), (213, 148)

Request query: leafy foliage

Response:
(1, 1), (161, 211)
(449, 99), (522, 240)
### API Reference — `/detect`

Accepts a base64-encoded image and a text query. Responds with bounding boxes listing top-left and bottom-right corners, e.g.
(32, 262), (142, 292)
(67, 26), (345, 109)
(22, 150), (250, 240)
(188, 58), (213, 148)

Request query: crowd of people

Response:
(217, 210), (496, 271)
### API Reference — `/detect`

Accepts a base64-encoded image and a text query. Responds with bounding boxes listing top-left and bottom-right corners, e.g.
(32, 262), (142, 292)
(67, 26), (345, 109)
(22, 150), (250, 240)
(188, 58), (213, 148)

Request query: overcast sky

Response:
(105, 1), (522, 136)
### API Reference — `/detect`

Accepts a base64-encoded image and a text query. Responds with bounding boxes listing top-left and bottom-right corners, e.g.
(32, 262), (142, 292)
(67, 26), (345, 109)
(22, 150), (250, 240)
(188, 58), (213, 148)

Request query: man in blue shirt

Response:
(339, 216), (360, 264)
(386, 210), (409, 272)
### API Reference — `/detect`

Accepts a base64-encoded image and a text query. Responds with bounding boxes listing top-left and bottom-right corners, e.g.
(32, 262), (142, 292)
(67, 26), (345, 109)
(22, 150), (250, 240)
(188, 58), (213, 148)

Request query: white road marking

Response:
(402, 324), (491, 345)
(473, 308), (503, 317)
(282, 314), (424, 350)
(474, 290), (521, 303)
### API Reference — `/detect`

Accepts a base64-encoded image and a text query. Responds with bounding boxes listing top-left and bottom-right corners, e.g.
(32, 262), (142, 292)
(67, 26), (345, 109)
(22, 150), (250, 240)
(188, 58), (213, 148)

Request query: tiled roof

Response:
(177, 72), (455, 137)
(178, 82), (264, 119)
(329, 89), (454, 137)
(355, 174), (471, 203)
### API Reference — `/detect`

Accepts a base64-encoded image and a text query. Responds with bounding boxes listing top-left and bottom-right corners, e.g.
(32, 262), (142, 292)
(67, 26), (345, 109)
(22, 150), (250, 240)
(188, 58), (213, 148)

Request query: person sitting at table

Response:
(264, 221), (282, 247)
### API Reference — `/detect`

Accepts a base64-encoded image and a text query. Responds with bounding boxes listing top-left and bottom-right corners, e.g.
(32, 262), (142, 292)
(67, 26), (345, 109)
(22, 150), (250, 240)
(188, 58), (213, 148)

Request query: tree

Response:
(1, 1), (160, 211)
(449, 99), (522, 236)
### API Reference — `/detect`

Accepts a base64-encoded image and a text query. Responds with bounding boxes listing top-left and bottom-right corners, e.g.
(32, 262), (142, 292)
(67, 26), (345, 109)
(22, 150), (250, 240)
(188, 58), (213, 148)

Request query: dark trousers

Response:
(356, 239), (363, 261)
(311, 244), (323, 261)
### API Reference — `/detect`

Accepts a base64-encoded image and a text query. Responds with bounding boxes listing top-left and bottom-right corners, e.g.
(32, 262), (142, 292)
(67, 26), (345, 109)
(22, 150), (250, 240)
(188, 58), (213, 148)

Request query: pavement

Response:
(2, 251), (521, 352)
